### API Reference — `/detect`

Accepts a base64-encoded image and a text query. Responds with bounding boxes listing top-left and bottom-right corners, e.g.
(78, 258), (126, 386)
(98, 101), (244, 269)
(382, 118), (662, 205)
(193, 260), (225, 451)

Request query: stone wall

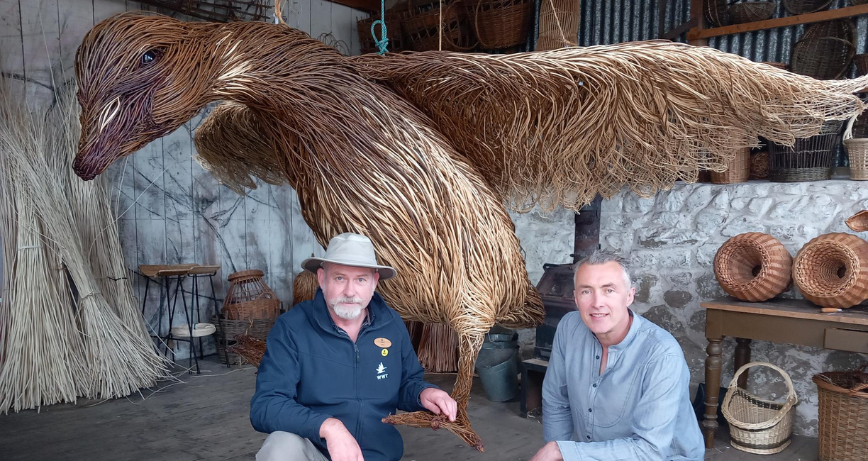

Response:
(601, 180), (868, 437)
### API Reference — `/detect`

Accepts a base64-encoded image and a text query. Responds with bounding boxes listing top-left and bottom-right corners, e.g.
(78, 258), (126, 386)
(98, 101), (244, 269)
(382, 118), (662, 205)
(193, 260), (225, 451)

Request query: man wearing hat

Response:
(251, 233), (457, 461)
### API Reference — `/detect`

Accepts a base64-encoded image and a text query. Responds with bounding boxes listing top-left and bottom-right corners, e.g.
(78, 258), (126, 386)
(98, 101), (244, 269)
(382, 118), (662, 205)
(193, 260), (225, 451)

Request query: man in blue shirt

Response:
(251, 233), (457, 461)
(531, 251), (705, 461)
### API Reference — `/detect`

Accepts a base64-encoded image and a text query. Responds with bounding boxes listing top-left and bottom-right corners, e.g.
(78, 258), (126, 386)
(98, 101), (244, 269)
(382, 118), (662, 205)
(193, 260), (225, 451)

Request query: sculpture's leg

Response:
(383, 329), (485, 451)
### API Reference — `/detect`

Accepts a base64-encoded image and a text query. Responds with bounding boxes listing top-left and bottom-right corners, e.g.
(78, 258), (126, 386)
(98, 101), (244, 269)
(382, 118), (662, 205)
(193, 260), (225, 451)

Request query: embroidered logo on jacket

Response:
(376, 362), (388, 380)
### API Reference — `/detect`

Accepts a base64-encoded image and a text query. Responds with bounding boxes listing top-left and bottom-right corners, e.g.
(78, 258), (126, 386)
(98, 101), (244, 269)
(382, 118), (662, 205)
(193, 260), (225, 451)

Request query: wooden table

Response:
(701, 298), (868, 448)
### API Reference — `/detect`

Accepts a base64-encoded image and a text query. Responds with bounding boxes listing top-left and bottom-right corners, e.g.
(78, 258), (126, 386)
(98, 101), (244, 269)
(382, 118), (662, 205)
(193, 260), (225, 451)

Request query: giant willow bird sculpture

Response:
(73, 12), (868, 450)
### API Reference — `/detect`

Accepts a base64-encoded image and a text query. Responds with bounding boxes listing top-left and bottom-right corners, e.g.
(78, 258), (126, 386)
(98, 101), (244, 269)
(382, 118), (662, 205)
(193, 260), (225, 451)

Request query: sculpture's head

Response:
(74, 13), (216, 180)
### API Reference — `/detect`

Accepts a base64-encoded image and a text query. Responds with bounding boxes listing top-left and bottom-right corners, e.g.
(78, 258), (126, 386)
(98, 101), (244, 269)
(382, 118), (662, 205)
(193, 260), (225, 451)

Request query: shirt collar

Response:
(608, 309), (640, 352)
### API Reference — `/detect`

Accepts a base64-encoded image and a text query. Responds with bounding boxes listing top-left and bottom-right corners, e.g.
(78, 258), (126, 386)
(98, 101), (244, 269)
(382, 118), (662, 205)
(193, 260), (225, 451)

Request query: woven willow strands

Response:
(72, 12), (868, 448)
(417, 323), (460, 372)
(0, 81), (166, 406)
(536, 0), (579, 51)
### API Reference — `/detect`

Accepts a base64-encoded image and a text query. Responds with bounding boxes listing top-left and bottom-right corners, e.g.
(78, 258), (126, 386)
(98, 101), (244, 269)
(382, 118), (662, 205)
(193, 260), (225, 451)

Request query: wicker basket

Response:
(750, 151), (769, 179)
(722, 362), (798, 455)
(846, 210), (868, 232)
(790, 20), (855, 80)
(292, 271), (318, 306)
(464, 0), (532, 49)
(714, 233), (793, 302)
(855, 54), (868, 76)
(768, 120), (842, 182)
(358, 1), (411, 54)
(705, 0), (731, 27)
(728, 2), (775, 24)
(710, 147), (750, 184)
(844, 115), (868, 180)
(212, 315), (275, 365)
(814, 371), (868, 461)
(222, 269), (280, 321)
(851, 0), (868, 5)
(793, 233), (868, 308)
(403, 0), (476, 51)
(783, 0), (833, 14)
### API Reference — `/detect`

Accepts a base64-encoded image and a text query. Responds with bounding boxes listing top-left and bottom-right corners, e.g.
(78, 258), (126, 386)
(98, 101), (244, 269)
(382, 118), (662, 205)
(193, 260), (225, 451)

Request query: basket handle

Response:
(845, 113), (859, 141)
(724, 361), (798, 427)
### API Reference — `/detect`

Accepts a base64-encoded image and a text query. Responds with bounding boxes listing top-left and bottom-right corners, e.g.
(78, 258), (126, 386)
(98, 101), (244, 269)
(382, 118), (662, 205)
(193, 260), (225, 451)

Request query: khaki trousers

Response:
(256, 431), (329, 461)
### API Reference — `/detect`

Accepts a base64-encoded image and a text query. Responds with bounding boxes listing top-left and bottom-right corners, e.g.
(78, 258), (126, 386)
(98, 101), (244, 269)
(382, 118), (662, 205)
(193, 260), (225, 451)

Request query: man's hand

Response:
(530, 441), (564, 461)
(319, 418), (364, 461)
(419, 388), (457, 422)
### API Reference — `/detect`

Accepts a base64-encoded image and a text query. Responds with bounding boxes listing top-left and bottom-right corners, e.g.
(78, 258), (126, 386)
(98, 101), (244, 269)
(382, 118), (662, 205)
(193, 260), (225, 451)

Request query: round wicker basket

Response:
(813, 371), (868, 461)
(466, 0), (533, 49)
(793, 233), (868, 308)
(728, 2), (775, 25)
(844, 115), (868, 180)
(783, 0), (833, 14)
(846, 210), (868, 232)
(722, 362), (798, 455)
(223, 269), (281, 320)
(714, 233), (792, 302)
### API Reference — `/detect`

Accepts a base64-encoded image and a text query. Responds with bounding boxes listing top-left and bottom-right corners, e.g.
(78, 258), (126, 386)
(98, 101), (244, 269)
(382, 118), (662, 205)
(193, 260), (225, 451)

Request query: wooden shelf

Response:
(687, 4), (868, 41)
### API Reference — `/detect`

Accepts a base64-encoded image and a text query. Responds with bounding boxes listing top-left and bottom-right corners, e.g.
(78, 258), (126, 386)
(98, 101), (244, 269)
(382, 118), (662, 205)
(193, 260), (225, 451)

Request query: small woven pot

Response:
(223, 269), (281, 320)
(714, 233), (793, 302)
(844, 115), (868, 180)
(813, 371), (868, 461)
(292, 271), (319, 306)
(793, 233), (868, 308)
(750, 151), (769, 179)
(711, 147), (750, 184)
(728, 2), (775, 24)
(722, 362), (798, 455)
(846, 210), (868, 232)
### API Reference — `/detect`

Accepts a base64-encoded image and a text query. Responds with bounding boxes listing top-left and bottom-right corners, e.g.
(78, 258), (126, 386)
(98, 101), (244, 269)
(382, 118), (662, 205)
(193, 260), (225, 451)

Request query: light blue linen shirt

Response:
(542, 310), (705, 461)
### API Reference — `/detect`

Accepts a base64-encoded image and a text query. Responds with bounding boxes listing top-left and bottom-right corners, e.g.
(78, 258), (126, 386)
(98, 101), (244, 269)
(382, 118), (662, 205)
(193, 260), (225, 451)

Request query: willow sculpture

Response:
(73, 12), (868, 449)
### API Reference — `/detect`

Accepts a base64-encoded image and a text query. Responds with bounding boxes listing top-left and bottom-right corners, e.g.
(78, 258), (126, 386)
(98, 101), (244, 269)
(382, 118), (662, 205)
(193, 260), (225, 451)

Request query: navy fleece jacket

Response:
(250, 288), (436, 461)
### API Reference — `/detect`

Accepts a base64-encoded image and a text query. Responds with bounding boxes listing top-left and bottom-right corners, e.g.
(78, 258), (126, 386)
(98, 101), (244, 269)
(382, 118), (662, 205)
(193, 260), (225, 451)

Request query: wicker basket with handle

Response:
(813, 371), (868, 461)
(844, 115), (868, 180)
(722, 362), (798, 455)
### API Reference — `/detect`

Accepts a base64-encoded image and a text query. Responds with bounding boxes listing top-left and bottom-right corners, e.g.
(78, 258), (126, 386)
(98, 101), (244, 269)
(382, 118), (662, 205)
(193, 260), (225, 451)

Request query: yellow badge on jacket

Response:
(374, 337), (392, 348)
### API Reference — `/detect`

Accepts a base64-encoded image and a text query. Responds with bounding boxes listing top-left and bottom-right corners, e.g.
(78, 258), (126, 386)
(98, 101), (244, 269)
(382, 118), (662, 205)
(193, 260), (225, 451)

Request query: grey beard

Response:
(331, 297), (364, 320)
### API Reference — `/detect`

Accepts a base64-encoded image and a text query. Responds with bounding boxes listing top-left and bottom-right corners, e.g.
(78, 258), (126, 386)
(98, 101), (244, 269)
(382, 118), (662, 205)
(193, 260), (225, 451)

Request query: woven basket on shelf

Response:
(705, 0), (731, 27)
(212, 316), (275, 365)
(714, 233), (792, 302)
(722, 362), (798, 455)
(790, 20), (855, 80)
(851, 0), (868, 4)
(813, 371), (868, 461)
(222, 269), (280, 321)
(728, 2), (775, 24)
(403, 0), (476, 51)
(464, 0), (533, 49)
(783, 0), (833, 14)
(844, 115), (868, 180)
(711, 147), (750, 184)
(846, 210), (868, 232)
(358, 1), (411, 54)
(793, 233), (868, 308)
(768, 120), (842, 182)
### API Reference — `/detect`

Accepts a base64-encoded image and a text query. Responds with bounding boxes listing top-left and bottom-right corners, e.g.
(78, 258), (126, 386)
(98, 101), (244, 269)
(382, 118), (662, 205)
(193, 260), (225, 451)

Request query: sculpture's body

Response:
(74, 13), (868, 449)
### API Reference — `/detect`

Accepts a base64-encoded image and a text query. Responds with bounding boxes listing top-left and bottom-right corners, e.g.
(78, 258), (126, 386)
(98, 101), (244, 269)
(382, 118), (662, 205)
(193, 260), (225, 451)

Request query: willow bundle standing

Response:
(417, 323), (459, 372)
(72, 12), (868, 449)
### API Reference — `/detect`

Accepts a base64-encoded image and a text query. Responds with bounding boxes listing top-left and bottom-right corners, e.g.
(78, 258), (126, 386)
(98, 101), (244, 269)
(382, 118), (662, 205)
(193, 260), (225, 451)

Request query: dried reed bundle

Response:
(291, 271), (318, 306)
(536, 0), (579, 51)
(0, 82), (165, 402)
(417, 323), (459, 372)
(72, 13), (868, 448)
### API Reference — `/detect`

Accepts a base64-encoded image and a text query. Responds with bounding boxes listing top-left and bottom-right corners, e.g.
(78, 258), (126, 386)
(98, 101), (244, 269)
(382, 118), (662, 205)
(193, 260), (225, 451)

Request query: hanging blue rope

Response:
(370, 0), (389, 55)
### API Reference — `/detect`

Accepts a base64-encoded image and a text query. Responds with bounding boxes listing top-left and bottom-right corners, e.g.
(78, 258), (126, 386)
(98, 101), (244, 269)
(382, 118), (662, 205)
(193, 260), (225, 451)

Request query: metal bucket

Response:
(476, 347), (519, 402)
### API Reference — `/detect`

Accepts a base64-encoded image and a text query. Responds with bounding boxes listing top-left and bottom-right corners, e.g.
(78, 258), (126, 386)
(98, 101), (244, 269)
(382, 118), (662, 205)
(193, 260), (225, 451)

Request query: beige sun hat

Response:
(301, 233), (397, 280)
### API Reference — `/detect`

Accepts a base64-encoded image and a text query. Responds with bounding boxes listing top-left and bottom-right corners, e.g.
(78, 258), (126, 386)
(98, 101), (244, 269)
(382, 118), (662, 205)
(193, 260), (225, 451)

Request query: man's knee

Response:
(256, 431), (323, 461)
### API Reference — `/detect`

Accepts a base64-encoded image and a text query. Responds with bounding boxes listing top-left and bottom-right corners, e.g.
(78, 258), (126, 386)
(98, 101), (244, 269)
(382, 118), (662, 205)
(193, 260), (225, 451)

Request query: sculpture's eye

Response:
(141, 50), (158, 66)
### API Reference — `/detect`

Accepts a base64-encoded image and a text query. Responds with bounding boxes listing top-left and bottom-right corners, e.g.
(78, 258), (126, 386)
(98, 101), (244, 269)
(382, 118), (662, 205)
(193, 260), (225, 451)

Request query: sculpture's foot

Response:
(382, 410), (484, 451)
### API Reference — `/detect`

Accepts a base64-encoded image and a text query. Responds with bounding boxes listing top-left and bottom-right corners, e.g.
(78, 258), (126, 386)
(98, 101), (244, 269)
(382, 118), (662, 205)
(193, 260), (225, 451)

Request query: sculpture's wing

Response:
(352, 41), (868, 211)
(193, 102), (289, 195)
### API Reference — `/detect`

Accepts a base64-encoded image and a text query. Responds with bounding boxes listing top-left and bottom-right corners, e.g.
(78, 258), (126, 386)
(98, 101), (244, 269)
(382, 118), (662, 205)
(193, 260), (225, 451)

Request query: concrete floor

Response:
(0, 357), (819, 460)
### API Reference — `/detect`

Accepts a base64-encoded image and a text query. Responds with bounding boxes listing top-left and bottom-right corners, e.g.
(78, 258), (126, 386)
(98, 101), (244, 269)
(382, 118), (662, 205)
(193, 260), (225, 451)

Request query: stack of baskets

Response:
(214, 269), (281, 365)
(768, 120), (843, 182)
(722, 362), (798, 455)
(813, 370), (868, 461)
(357, 1), (412, 54)
(402, 0), (476, 51)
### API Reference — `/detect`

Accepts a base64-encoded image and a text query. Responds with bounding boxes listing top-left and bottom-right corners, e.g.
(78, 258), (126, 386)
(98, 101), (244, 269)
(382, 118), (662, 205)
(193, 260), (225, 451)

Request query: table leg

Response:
(703, 336), (723, 449)
(734, 338), (752, 388)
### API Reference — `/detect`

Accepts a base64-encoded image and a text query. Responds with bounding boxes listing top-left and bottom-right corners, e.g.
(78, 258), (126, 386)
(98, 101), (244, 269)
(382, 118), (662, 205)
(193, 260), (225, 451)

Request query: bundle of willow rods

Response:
(417, 323), (459, 372)
(0, 81), (165, 411)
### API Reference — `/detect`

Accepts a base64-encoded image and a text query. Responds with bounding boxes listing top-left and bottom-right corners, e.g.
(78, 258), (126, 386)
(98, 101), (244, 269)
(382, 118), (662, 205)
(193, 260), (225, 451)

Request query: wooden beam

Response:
(662, 17), (698, 41)
(689, 0), (708, 46)
(687, 4), (868, 41)
(330, 0), (379, 12)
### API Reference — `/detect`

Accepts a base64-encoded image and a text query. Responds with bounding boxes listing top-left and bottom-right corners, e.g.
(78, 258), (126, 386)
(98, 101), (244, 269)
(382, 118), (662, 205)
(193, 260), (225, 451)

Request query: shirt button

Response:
(586, 435), (591, 440)
(592, 384), (597, 388)
(596, 355), (600, 359)
(588, 408), (592, 413)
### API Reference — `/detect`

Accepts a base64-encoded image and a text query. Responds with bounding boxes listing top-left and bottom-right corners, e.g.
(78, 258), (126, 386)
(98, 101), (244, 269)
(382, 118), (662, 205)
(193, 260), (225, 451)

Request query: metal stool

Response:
(186, 265), (221, 365)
